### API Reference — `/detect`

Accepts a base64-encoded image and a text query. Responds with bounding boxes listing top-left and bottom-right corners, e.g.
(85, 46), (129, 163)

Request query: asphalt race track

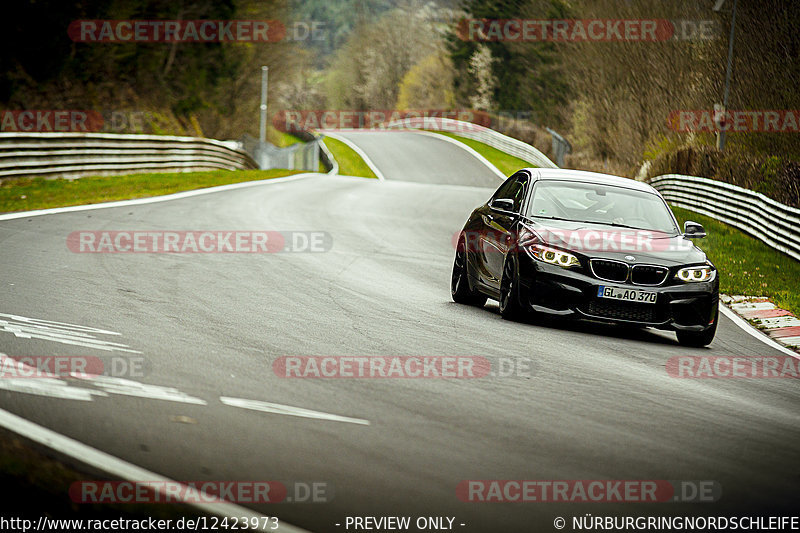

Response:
(328, 130), (501, 185)
(0, 131), (798, 532)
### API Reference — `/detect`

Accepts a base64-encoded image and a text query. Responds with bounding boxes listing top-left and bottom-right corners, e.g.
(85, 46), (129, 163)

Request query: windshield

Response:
(527, 180), (679, 233)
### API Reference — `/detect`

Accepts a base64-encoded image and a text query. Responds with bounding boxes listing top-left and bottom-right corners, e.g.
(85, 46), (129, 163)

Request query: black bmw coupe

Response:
(451, 169), (719, 346)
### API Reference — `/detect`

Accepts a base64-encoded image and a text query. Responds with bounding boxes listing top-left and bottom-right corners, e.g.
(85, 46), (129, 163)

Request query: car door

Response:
(480, 172), (530, 288)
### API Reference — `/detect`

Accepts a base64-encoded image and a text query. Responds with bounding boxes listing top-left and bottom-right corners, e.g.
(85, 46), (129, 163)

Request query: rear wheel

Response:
(499, 254), (525, 321)
(451, 238), (487, 307)
(676, 319), (718, 347)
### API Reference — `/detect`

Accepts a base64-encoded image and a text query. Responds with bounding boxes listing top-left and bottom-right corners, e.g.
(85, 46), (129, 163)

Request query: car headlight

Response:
(675, 265), (715, 282)
(528, 244), (580, 268)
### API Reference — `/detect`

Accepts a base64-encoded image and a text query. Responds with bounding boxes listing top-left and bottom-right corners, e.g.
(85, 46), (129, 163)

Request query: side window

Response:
(491, 172), (529, 212)
(511, 173), (529, 212)
(492, 176), (518, 202)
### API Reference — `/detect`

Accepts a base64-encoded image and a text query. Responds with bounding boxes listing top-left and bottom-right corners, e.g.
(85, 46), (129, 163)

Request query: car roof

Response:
(520, 168), (657, 194)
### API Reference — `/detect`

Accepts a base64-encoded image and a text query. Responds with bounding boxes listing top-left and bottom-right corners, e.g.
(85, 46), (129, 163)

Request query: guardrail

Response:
(239, 134), (320, 172)
(649, 174), (800, 262)
(317, 135), (338, 175)
(0, 132), (258, 180)
(544, 127), (571, 167)
(384, 117), (558, 169)
(294, 130), (335, 173)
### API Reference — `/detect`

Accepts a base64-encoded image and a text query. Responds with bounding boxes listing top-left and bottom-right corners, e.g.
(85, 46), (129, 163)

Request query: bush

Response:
(488, 115), (554, 160)
(646, 146), (800, 208)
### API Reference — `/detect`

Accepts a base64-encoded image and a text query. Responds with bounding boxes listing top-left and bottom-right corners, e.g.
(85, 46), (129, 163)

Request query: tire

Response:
(499, 254), (525, 321)
(676, 318), (718, 347)
(451, 238), (487, 307)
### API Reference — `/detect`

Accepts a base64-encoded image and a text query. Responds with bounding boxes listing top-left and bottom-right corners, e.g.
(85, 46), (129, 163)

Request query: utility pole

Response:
(717, 0), (737, 150)
(259, 66), (269, 143)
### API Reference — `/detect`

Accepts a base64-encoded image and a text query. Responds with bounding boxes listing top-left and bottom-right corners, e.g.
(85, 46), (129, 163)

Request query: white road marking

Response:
(1, 328), (137, 352)
(0, 353), (109, 400)
(0, 351), (205, 404)
(0, 378), (109, 401)
(0, 312), (141, 353)
(320, 132), (387, 181)
(0, 352), (56, 378)
(220, 396), (370, 426)
(0, 313), (120, 335)
(72, 375), (207, 405)
(0, 407), (310, 533)
(719, 305), (800, 359)
(0, 173), (316, 221)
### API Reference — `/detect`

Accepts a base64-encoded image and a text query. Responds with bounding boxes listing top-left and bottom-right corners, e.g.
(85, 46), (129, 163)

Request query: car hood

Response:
(525, 218), (708, 267)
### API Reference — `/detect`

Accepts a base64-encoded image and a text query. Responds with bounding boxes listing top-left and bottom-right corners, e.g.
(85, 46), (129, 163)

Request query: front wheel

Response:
(451, 239), (487, 307)
(676, 319), (718, 347)
(499, 254), (525, 321)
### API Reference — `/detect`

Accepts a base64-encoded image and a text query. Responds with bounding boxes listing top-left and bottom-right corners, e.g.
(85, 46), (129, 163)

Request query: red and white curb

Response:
(721, 295), (800, 351)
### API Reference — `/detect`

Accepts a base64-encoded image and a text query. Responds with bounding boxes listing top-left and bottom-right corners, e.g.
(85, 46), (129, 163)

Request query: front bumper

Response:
(518, 256), (718, 332)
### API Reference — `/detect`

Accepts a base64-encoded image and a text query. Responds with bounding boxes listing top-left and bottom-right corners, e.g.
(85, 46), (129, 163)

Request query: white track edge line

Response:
(320, 133), (386, 181)
(220, 396), (370, 426)
(719, 304), (800, 359)
(410, 130), (507, 180)
(0, 407), (311, 533)
(0, 173), (318, 221)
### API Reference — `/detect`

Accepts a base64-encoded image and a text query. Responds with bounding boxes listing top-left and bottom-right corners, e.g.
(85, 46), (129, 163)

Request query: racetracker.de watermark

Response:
(69, 20), (285, 42)
(456, 228), (693, 254)
(273, 109), (491, 133)
(456, 19), (718, 42)
(273, 356), (536, 378)
(0, 110), (104, 132)
(668, 110), (800, 133)
(0, 354), (148, 378)
(70, 481), (331, 504)
(67, 231), (331, 253)
(667, 356), (800, 378)
(1, 110), (157, 133)
(457, 480), (721, 503)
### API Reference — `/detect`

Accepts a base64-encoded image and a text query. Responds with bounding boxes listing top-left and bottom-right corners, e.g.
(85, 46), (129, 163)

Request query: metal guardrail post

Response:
(237, 133), (323, 172)
(545, 127), (571, 168)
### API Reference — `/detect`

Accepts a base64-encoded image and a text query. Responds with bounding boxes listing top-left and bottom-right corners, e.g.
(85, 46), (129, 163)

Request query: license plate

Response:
(597, 285), (657, 304)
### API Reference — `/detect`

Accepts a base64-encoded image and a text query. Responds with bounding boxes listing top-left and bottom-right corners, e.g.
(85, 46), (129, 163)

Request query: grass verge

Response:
(433, 131), (536, 177)
(268, 127), (303, 148)
(321, 136), (378, 179)
(0, 169), (303, 213)
(672, 206), (800, 316)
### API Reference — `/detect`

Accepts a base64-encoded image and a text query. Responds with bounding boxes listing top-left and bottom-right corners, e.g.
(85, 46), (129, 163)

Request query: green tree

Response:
(447, 0), (570, 123)
(396, 51), (456, 109)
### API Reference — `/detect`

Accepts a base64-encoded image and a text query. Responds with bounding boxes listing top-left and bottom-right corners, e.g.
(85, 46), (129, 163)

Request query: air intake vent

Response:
(590, 259), (628, 282)
(631, 265), (669, 286)
(583, 300), (662, 323)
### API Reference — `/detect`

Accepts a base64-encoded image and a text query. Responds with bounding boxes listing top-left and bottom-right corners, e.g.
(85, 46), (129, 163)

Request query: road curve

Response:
(0, 133), (797, 532)
(329, 130), (502, 186)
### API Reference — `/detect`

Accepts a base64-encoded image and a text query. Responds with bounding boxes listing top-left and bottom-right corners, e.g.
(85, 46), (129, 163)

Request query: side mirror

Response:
(490, 198), (515, 212)
(684, 221), (707, 239)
